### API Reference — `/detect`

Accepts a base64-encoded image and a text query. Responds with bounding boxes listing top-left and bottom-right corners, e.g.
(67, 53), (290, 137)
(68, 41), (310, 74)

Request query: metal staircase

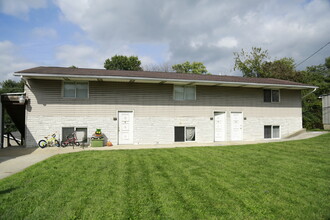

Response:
(0, 93), (27, 148)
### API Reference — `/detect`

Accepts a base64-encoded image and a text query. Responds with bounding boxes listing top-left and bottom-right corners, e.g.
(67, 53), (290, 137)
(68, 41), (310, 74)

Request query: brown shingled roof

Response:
(16, 66), (315, 88)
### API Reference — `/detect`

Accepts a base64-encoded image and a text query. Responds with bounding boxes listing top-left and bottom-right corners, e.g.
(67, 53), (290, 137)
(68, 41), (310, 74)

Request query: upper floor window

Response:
(63, 82), (88, 98)
(174, 85), (196, 100)
(264, 89), (280, 102)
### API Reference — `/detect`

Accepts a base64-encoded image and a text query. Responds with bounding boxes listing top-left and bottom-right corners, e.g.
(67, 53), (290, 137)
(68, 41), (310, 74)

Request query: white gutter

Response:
(14, 72), (317, 90)
(302, 87), (318, 98)
(1, 92), (25, 96)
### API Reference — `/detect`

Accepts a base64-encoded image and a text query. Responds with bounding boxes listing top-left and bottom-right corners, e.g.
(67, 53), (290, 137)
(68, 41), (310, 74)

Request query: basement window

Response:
(264, 125), (280, 139)
(63, 82), (88, 98)
(174, 126), (196, 142)
(264, 89), (280, 102)
(62, 127), (88, 142)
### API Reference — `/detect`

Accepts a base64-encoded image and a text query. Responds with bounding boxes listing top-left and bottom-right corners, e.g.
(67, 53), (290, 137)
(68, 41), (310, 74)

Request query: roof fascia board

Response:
(1, 92), (26, 96)
(14, 72), (317, 90)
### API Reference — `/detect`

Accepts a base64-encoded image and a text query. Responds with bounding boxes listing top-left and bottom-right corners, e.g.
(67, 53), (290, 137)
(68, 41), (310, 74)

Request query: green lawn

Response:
(1, 134), (330, 219)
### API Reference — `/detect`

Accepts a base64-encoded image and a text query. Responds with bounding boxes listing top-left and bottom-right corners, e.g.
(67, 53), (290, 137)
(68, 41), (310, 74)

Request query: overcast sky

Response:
(0, 0), (329, 80)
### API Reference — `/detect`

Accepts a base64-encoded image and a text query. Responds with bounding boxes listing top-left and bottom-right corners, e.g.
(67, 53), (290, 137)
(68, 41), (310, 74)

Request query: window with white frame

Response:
(174, 85), (196, 100)
(264, 89), (280, 102)
(63, 82), (88, 98)
(264, 125), (280, 139)
(185, 127), (196, 141)
(174, 126), (196, 142)
(62, 127), (88, 142)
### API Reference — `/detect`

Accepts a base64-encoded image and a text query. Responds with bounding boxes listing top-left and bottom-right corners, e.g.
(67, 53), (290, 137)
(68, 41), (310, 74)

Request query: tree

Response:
(234, 47), (330, 129)
(234, 47), (305, 81)
(325, 57), (330, 69)
(104, 55), (143, 71)
(233, 47), (269, 77)
(301, 57), (330, 129)
(143, 63), (173, 72)
(302, 94), (323, 129)
(303, 62), (330, 95)
(261, 58), (304, 82)
(172, 61), (208, 74)
(0, 79), (24, 94)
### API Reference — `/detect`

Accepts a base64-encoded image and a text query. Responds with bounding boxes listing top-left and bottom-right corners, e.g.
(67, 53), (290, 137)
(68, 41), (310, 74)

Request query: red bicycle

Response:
(61, 131), (80, 147)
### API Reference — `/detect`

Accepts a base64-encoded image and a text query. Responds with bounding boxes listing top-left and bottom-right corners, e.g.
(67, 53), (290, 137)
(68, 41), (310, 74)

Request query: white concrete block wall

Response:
(243, 116), (302, 140)
(25, 116), (118, 147)
(134, 117), (213, 144)
(25, 114), (302, 147)
(26, 116), (213, 146)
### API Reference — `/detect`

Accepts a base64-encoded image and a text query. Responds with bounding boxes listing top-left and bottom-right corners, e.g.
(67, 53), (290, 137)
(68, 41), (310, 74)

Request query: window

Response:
(185, 127), (196, 141)
(76, 128), (88, 142)
(174, 86), (184, 100)
(272, 126), (280, 138)
(62, 127), (88, 142)
(174, 85), (196, 100)
(174, 127), (185, 142)
(264, 89), (280, 102)
(264, 125), (280, 139)
(64, 82), (88, 98)
(174, 126), (196, 142)
(272, 90), (280, 102)
(62, 127), (74, 141)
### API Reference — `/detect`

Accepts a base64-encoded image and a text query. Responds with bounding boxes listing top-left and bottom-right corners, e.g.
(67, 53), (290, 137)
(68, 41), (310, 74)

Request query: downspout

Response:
(302, 87), (317, 99)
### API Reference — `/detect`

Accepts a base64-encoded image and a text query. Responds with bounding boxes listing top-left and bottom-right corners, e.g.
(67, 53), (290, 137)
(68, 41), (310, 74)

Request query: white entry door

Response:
(214, 112), (226, 141)
(231, 112), (243, 141)
(118, 111), (133, 144)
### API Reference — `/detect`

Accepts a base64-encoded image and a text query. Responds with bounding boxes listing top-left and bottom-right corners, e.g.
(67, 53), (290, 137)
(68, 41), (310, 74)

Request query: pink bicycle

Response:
(61, 131), (80, 147)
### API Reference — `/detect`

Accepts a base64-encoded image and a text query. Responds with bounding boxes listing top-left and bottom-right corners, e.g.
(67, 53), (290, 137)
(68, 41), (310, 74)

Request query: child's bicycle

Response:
(38, 133), (60, 148)
(61, 131), (80, 147)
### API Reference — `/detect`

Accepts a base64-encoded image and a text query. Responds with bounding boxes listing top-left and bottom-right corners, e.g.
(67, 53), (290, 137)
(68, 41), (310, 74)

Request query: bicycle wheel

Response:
(61, 141), (68, 147)
(55, 140), (60, 147)
(74, 141), (80, 146)
(38, 140), (47, 148)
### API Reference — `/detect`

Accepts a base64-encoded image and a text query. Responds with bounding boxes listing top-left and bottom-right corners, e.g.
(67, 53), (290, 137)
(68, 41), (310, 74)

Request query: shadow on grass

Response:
(0, 187), (18, 195)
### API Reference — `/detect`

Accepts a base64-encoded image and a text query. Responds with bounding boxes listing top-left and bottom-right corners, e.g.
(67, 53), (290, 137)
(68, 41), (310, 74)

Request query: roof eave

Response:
(14, 72), (317, 90)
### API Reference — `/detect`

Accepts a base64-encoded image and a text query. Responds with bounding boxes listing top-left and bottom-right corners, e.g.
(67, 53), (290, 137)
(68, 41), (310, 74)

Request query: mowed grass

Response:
(0, 134), (329, 219)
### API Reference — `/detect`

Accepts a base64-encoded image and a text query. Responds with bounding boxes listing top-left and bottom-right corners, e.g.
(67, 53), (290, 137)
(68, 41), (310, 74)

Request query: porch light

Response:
(19, 95), (25, 104)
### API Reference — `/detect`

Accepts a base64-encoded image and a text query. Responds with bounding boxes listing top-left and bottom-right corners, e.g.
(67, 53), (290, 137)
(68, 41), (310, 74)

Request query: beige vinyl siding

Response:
(26, 79), (302, 118)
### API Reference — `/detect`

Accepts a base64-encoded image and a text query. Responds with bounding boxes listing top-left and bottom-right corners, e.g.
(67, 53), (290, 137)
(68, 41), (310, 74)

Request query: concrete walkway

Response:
(0, 131), (327, 180)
